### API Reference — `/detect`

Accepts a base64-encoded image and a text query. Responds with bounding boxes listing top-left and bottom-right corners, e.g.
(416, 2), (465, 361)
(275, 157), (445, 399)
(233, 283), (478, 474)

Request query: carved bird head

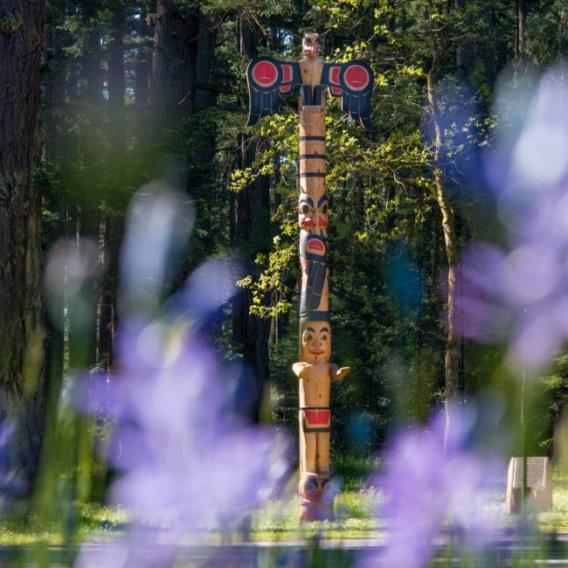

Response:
(302, 33), (319, 59)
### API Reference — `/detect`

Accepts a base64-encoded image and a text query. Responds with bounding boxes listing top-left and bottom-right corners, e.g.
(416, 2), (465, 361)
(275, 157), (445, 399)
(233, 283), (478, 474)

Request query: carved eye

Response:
(321, 334), (328, 341)
(305, 334), (313, 342)
(299, 203), (312, 215)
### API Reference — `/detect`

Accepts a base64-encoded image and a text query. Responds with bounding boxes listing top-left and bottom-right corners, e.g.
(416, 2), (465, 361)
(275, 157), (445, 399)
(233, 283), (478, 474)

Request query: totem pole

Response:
(246, 33), (373, 521)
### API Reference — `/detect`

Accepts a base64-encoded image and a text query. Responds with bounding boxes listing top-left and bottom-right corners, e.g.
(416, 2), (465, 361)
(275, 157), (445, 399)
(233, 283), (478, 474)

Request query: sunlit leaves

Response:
(239, 240), (296, 318)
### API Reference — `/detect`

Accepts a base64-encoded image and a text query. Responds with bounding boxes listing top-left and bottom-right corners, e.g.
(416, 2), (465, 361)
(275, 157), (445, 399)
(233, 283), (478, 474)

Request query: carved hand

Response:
(335, 366), (351, 381)
(292, 362), (312, 379)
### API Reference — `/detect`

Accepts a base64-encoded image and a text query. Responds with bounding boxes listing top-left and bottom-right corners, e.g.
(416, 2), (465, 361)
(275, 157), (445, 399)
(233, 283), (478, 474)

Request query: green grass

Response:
(1, 471), (568, 546)
(249, 490), (382, 541)
(251, 471), (568, 541)
(539, 472), (568, 532)
(0, 503), (128, 546)
(332, 454), (382, 492)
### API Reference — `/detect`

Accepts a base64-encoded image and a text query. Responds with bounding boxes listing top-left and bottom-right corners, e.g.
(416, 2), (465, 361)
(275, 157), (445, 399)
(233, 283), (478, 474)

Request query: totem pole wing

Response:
(321, 61), (374, 129)
(246, 56), (301, 126)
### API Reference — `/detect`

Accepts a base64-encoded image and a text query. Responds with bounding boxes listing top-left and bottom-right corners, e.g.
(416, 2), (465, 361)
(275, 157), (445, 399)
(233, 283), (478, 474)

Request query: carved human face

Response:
(298, 194), (328, 232)
(300, 321), (331, 363)
(302, 33), (319, 59)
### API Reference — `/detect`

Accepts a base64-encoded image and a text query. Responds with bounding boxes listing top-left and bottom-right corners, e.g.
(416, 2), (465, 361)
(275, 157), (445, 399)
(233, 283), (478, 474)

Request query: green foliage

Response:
(538, 354), (568, 452)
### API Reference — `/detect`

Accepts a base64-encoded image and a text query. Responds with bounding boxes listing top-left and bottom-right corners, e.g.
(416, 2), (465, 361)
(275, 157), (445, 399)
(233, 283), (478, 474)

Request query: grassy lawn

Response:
(1, 463), (567, 546)
(540, 473), (568, 532)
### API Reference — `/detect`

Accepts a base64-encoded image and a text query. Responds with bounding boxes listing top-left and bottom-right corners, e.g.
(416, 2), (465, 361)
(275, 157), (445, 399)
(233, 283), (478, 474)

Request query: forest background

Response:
(1, 0), (568, 508)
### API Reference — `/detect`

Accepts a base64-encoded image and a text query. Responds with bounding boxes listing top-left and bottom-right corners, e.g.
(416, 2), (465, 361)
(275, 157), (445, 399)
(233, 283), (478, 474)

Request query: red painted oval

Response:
(307, 239), (325, 253)
(282, 64), (292, 83)
(252, 61), (278, 88)
(344, 64), (370, 91)
(330, 66), (341, 85)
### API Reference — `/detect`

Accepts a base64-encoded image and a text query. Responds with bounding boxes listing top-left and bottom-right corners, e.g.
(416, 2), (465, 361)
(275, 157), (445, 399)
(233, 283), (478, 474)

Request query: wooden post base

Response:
(299, 496), (334, 522)
(298, 474), (335, 521)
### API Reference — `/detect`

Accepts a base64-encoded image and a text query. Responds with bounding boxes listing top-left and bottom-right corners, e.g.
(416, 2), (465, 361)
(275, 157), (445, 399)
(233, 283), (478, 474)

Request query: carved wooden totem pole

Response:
(246, 33), (373, 521)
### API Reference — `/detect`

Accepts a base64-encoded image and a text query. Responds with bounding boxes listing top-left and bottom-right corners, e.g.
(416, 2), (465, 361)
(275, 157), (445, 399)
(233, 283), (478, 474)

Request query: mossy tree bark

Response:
(0, 0), (48, 481)
(426, 71), (460, 441)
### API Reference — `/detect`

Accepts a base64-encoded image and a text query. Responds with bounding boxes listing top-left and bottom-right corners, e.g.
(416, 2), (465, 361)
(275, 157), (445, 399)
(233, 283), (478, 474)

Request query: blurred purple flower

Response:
(360, 406), (500, 568)
(119, 182), (194, 319)
(76, 302), (289, 567)
(75, 186), (290, 567)
(455, 239), (568, 374)
(99, 333), (289, 527)
(495, 67), (568, 199)
(456, 66), (568, 375)
(0, 420), (26, 503)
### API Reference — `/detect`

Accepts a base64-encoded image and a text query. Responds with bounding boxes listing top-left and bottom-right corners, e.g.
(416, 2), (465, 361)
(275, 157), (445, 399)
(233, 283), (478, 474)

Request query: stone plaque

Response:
(506, 457), (553, 514)
(510, 457), (547, 488)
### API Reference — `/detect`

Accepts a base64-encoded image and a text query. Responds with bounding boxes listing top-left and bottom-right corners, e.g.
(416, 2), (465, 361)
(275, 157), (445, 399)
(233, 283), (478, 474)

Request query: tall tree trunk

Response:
(194, 13), (216, 113)
(150, 0), (199, 129)
(44, 19), (66, 163)
(108, 4), (126, 158)
(233, 136), (271, 422)
(135, 6), (152, 142)
(136, 46), (151, 107)
(426, 72), (460, 442)
(454, 0), (473, 78)
(99, 3), (127, 369)
(231, 15), (271, 422)
(68, 208), (98, 370)
(187, 12), (218, 246)
(99, 219), (121, 368)
(0, 0), (48, 482)
(83, 1), (103, 107)
(516, 0), (528, 60)
(67, 3), (107, 503)
(69, 5), (102, 373)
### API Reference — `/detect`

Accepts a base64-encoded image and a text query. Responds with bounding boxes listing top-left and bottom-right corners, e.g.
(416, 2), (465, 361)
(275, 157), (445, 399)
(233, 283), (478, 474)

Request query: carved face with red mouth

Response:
(300, 231), (327, 316)
(301, 321), (331, 363)
(305, 235), (326, 257)
(298, 194), (328, 232)
(302, 33), (319, 59)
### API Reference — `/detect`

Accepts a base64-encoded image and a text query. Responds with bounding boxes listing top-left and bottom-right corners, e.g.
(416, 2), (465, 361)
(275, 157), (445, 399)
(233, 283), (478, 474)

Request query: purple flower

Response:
(0, 420), (26, 501)
(456, 240), (568, 374)
(491, 66), (568, 199)
(99, 333), (289, 530)
(456, 66), (568, 375)
(80, 322), (290, 567)
(360, 406), (501, 568)
(75, 186), (290, 566)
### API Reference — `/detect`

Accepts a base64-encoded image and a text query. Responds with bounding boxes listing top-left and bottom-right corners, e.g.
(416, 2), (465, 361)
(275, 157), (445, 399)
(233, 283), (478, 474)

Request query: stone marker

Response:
(505, 456), (553, 513)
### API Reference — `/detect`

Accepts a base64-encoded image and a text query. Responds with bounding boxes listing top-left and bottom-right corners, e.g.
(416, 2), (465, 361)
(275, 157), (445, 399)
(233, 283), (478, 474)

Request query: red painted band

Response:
(304, 409), (331, 425)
